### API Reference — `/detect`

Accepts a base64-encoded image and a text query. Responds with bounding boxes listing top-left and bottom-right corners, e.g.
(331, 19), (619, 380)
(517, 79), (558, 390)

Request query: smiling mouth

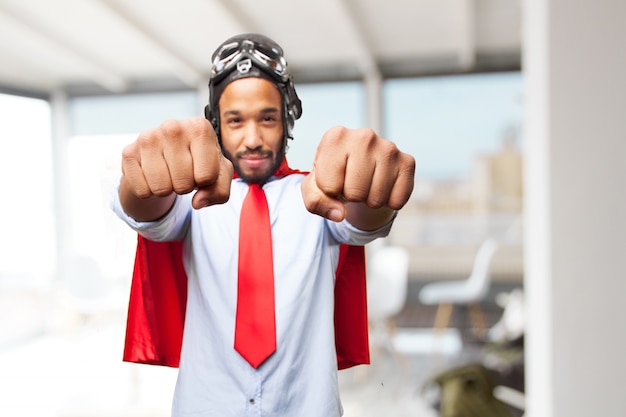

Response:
(239, 153), (272, 170)
(239, 150), (272, 163)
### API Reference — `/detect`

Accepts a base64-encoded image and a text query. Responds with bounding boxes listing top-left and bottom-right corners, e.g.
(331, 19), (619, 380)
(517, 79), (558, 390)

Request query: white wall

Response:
(524, 1), (626, 416)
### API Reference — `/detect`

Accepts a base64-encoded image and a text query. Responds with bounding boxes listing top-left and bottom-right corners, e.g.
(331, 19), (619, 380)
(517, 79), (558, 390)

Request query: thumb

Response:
(301, 172), (346, 222)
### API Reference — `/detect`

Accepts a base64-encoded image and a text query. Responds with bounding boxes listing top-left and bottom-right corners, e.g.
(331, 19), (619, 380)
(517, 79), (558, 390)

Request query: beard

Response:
(223, 144), (285, 185)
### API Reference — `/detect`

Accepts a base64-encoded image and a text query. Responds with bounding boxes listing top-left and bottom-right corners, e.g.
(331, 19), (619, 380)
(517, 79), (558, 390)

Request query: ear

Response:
(205, 104), (221, 141)
(204, 104), (215, 126)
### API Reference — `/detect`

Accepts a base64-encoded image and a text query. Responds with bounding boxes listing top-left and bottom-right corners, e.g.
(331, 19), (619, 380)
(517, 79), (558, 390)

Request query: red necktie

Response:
(234, 183), (276, 368)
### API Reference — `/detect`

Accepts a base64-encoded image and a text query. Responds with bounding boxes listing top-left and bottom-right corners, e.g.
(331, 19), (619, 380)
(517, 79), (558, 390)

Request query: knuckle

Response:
(377, 139), (400, 160)
(194, 172), (216, 187)
(317, 182), (342, 200)
(389, 182), (414, 210)
(342, 185), (368, 202)
(329, 125), (347, 136)
(121, 144), (138, 168)
(366, 195), (387, 209)
(136, 130), (160, 149)
(321, 126), (347, 145)
(195, 160), (224, 187)
(160, 119), (183, 139)
(387, 195), (410, 211)
(188, 117), (213, 137)
(121, 142), (137, 159)
(403, 153), (417, 172)
(151, 186), (173, 198)
(132, 185), (152, 200)
(171, 178), (195, 194)
(350, 128), (377, 150)
(358, 127), (377, 141)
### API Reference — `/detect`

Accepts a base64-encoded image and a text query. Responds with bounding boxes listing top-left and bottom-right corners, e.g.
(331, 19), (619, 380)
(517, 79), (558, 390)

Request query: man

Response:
(112, 33), (415, 416)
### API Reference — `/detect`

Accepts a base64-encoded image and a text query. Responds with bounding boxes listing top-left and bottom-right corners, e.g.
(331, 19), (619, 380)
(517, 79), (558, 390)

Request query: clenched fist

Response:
(301, 126), (415, 230)
(119, 117), (234, 221)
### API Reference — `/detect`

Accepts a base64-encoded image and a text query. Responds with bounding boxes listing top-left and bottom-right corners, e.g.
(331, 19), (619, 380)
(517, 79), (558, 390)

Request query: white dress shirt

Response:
(112, 173), (393, 417)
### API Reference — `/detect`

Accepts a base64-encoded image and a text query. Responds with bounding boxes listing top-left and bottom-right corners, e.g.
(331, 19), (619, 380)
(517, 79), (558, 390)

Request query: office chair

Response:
(418, 239), (499, 338)
(367, 245), (410, 359)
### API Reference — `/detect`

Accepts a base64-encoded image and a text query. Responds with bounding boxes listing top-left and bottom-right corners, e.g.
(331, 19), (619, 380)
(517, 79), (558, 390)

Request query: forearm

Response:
(119, 175), (177, 222)
(345, 202), (396, 231)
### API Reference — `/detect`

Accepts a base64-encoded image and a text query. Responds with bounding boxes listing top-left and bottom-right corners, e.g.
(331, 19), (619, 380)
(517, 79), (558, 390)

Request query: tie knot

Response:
(246, 183), (266, 204)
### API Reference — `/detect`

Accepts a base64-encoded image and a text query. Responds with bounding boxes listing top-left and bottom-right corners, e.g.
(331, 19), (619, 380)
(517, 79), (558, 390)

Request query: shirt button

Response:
(249, 398), (255, 405)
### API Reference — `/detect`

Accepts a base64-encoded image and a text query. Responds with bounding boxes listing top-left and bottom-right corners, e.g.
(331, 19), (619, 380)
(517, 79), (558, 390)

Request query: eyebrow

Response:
(222, 107), (280, 117)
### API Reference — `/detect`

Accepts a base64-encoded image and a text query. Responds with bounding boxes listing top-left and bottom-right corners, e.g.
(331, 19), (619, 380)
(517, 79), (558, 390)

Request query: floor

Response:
(0, 288), (519, 417)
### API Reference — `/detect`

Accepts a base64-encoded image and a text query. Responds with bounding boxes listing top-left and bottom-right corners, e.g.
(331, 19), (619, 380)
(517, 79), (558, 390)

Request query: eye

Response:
(260, 112), (280, 125)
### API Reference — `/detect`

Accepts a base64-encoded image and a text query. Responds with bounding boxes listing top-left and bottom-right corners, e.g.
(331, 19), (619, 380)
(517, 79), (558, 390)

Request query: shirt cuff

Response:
(329, 211), (397, 246)
(110, 177), (189, 241)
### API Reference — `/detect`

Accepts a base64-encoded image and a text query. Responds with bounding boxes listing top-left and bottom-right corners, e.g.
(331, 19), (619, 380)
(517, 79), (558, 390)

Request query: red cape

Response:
(123, 167), (370, 370)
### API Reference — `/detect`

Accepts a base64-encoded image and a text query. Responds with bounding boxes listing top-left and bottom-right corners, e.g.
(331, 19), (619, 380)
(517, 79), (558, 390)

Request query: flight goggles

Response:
(210, 39), (289, 84)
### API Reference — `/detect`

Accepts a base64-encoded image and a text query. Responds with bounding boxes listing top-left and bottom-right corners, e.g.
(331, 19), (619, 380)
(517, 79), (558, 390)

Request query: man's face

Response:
(218, 77), (285, 184)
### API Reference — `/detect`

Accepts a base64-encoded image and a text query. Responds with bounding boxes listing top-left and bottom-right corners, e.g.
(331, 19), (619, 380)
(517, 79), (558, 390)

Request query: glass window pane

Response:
(290, 82), (365, 171)
(384, 72), (523, 180)
(0, 93), (54, 289)
(0, 93), (54, 353)
(70, 91), (200, 135)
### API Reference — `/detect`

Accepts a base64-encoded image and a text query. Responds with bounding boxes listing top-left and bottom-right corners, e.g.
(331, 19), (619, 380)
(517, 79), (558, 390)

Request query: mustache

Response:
(236, 150), (273, 158)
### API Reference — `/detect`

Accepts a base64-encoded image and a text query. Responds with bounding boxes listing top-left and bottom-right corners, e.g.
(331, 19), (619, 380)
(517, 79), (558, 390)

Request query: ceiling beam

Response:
(334, 0), (381, 78)
(211, 0), (261, 33)
(96, 0), (205, 88)
(0, 2), (127, 93)
(334, 0), (382, 132)
(458, 0), (477, 69)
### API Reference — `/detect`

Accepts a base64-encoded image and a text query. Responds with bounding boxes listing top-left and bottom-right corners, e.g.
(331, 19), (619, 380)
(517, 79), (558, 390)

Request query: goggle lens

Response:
(211, 40), (288, 82)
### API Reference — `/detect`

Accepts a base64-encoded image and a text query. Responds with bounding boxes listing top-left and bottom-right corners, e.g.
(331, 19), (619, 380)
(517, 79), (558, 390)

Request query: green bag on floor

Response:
(430, 363), (515, 417)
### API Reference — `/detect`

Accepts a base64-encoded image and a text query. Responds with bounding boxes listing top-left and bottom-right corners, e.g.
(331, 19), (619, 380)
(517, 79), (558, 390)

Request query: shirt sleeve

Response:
(326, 212), (397, 246)
(110, 177), (192, 242)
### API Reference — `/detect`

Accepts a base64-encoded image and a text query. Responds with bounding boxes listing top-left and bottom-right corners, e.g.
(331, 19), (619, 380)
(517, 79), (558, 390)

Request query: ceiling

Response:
(0, 0), (522, 98)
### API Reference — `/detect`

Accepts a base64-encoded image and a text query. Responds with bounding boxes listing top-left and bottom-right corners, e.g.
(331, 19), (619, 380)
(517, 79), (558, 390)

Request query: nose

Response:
(242, 121), (263, 150)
